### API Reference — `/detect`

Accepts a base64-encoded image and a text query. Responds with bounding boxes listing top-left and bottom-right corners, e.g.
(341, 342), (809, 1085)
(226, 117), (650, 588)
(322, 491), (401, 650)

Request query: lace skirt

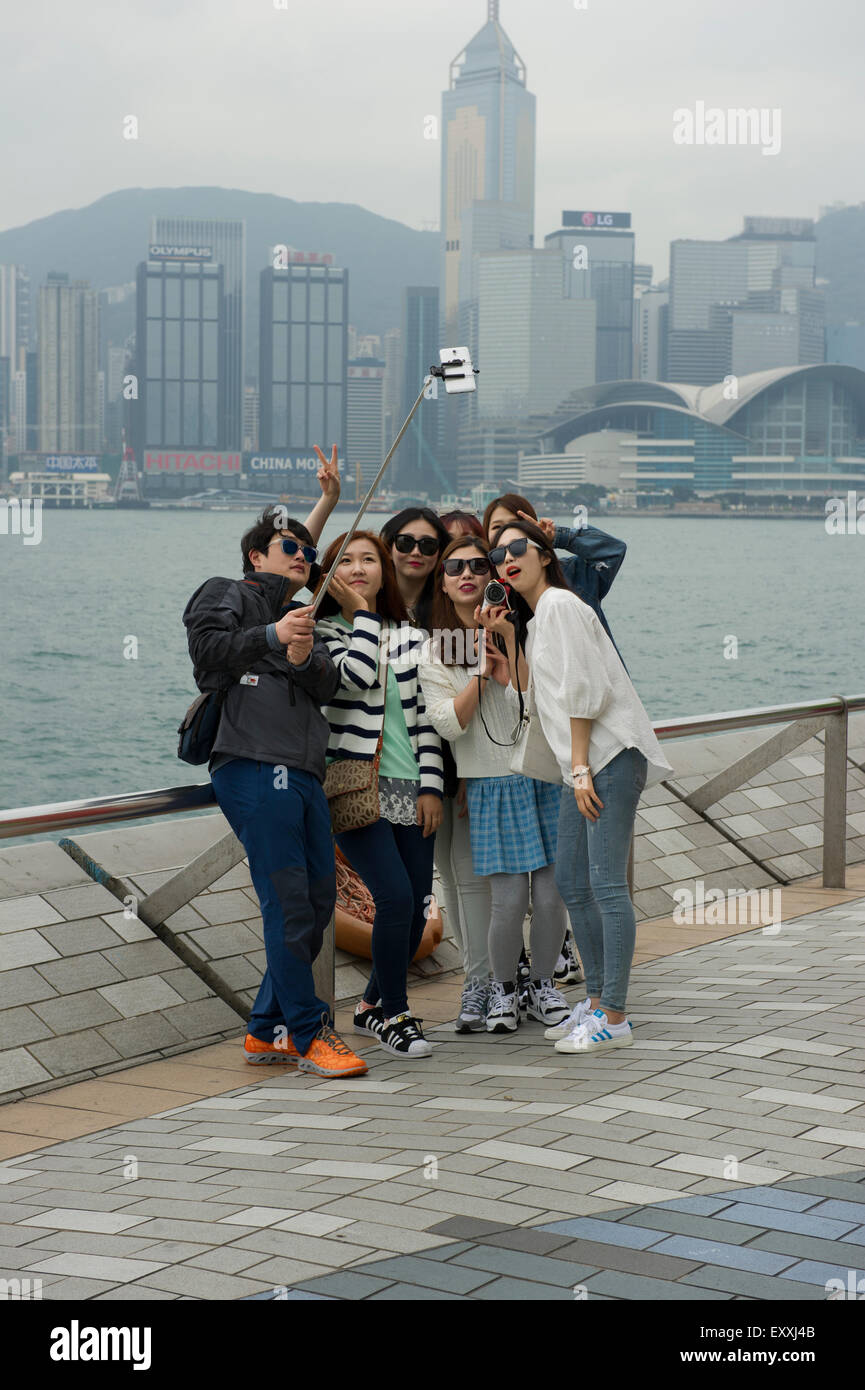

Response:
(378, 775), (420, 827)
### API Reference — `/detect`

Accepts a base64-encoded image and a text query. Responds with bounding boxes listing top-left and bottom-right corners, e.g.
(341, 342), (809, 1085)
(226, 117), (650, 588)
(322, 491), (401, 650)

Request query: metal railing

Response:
(1, 692), (863, 888)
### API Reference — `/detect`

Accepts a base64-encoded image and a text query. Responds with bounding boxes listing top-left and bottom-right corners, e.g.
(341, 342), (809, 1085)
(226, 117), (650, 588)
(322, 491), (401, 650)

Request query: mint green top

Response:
(331, 615), (419, 781)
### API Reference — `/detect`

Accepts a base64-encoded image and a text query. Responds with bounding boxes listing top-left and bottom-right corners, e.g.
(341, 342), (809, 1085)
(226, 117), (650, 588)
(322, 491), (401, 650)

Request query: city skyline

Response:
(2, 0), (863, 280)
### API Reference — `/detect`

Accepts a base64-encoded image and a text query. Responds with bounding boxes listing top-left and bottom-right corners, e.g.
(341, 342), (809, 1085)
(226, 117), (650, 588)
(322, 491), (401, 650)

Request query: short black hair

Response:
(241, 506), (317, 578)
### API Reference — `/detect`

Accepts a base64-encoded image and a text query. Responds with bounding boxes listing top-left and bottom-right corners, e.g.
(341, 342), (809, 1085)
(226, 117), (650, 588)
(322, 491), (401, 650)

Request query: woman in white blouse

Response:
(419, 535), (573, 1036)
(480, 519), (672, 1057)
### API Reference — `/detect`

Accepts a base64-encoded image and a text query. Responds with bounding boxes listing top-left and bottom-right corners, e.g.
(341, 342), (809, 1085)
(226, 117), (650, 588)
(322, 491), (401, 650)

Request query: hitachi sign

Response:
(144, 451), (241, 472)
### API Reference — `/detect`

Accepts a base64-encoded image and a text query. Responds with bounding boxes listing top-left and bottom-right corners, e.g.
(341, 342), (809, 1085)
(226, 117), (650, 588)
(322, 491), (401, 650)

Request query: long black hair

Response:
(489, 517), (568, 651)
(379, 507), (451, 631)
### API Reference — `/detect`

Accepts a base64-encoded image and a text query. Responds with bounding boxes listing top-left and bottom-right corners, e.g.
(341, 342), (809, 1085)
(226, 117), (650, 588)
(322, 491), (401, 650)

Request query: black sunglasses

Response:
(394, 533), (440, 556)
(442, 556), (491, 577)
(274, 537), (318, 564)
(488, 537), (544, 567)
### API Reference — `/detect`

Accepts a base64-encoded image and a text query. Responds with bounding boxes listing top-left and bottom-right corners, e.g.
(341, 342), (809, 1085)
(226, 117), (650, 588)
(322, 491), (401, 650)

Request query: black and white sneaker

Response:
(485, 980), (520, 1034)
(379, 1012), (433, 1057)
(525, 978), (572, 1027)
(353, 1003), (385, 1038)
(553, 933), (584, 987)
(517, 948), (532, 1013)
(455, 977), (489, 1033)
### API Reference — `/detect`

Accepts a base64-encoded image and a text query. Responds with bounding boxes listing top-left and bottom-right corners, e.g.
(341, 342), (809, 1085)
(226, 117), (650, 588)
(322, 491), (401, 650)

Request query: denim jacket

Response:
(553, 523), (627, 665)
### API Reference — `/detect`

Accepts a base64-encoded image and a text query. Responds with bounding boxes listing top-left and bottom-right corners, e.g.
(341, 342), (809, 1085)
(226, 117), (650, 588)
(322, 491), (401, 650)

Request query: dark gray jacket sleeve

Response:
(183, 579), (271, 676)
(286, 635), (341, 704)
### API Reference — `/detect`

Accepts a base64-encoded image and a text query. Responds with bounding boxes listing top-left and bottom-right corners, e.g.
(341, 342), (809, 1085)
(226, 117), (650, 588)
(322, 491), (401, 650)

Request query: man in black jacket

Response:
(183, 505), (367, 1077)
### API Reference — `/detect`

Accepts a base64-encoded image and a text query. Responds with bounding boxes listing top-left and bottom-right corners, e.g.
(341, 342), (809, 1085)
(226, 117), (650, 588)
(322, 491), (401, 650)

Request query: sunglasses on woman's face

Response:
(394, 533), (440, 556)
(488, 537), (544, 567)
(274, 537), (318, 565)
(442, 556), (491, 577)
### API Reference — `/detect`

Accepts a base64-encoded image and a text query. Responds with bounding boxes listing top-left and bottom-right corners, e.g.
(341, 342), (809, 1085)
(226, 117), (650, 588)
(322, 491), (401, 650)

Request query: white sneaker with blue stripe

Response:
(554, 1007), (633, 1054)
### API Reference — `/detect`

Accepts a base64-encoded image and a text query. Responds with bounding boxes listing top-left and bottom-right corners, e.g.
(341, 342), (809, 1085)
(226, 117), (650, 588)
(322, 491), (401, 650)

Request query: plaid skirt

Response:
(464, 774), (562, 876)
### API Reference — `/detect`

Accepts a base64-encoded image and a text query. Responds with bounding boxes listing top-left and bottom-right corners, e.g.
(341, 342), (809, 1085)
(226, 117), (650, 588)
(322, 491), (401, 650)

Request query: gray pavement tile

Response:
(330, 1224), (452, 1256)
(471, 1275), (578, 1300)
(646, 1235), (796, 1275)
(722, 1185), (823, 1212)
(232, 1257), (337, 1286)
(121, 1218), (249, 1246)
(352, 1254), (494, 1295)
(366, 1282), (468, 1300)
(124, 1241), (212, 1263)
(181, 1246), (269, 1275)
(453, 1245), (597, 1288)
(477, 1227), (576, 1255)
(546, 1237), (701, 1281)
(780, 1259), (862, 1287)
(748, 1229), (865, 1264)
(40, 1276), (122, 1300)
(426, 1215), (509, 1240)
(714, 1202), (858, 1239)
(293, 1271), (397, 1298)
(679, 1266), (828, 1300)
(583, 1269), (731, 1300)
(810, 1198), (865, 1223)
(538, 1217), (660, 1248)
(619, 1209), (772, 1244)
(417, 1240), (474, 1261)
(227, 1228), (374, 1266)
(652, 1196), (734, 1215)
(15, 1232), (161, 1259)
(126, 1265), (274, 1298)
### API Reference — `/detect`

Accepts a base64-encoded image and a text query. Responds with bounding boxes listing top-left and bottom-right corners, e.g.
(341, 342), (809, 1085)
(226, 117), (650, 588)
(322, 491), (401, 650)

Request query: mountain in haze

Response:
(0, 186), (440, 369)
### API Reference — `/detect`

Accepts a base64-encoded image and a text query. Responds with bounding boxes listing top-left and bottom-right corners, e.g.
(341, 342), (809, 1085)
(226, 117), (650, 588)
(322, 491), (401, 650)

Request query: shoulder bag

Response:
(322, 645), (386, 834)
(509, 671), (563, 785)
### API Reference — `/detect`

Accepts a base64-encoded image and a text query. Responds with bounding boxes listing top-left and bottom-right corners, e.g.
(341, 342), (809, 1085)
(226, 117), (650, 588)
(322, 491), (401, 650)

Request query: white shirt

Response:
(526, 586), (672, 788)
(418, 640), (523, 779)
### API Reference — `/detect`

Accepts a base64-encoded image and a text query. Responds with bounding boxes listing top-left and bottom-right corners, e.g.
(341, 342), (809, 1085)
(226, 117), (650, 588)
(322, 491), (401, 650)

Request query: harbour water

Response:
(1, 506), (862, 809)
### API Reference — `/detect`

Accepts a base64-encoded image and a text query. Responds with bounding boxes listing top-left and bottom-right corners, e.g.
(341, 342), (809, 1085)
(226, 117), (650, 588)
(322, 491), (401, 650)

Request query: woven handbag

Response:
(322, 649), (386, 834)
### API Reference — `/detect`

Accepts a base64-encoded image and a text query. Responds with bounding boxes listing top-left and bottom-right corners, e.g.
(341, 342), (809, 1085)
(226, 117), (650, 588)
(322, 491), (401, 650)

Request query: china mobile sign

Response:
(247, 454), (344, 474)
(144, 451), (241, 472)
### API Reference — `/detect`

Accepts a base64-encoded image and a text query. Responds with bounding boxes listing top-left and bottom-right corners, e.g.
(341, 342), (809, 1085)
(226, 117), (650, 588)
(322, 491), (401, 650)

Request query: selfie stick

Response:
(309, 350), (478, 617)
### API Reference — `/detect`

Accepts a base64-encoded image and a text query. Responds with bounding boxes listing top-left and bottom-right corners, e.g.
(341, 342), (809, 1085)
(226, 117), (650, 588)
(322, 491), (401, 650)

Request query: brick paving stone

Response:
(544, 1237), (701, 1281)
(454, 1244), (599, 1288)
(478, 1227), (575, 1255)
(646, 1235), (797, 1275)
(23, 1252), (168, 1282)
(583, 1269), (730, 1300)
(808, 1198), (865, 1223)
(618, 1209), (759, 1244)
(364, 1282), (467, 1300)
(293, 1270), (397, 1298)
(539, 1217), (661, 1248)
(407, 1190), (546, 1226)
(128, 1264), (274, 1298)
(351, 1253), (494, 1295)
(779, 1259), (860, 1287)
(472, 1275), (578, 1300)
(679, 1265), (828, 1300)
(714, 1202), (858, 1239)
(747, 1229), (865, 1264)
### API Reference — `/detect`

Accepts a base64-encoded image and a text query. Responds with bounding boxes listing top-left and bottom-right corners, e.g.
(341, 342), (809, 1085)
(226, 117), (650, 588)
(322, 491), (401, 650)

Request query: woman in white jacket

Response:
(419, 535), (572, 1035)
(480, 519), (672, 1057)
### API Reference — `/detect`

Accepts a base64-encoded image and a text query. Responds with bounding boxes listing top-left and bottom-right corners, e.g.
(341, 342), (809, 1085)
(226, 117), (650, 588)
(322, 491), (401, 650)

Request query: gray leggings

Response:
(488, 865), (569, 984)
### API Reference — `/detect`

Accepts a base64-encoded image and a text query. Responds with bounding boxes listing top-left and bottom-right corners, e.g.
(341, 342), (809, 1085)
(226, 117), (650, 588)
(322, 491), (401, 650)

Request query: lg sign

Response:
(563, 210), (632, 230)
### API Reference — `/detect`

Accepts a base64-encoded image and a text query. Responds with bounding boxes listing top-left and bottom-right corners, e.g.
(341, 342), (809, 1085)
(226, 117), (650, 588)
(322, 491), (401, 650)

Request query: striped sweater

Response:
(317, 611), (444, 798)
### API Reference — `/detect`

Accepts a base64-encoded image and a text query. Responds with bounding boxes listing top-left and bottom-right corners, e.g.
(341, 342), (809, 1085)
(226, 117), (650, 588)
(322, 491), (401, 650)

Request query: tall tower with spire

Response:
(440, 1), (536, 336)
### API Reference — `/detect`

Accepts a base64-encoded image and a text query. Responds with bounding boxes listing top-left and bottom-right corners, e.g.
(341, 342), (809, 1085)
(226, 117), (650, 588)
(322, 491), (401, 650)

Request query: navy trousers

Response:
(211, 758), (335, 1053)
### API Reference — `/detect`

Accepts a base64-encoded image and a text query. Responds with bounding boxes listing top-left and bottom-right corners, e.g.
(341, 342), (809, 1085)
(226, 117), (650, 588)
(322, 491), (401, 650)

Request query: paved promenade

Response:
(1, 891), (864, 1301)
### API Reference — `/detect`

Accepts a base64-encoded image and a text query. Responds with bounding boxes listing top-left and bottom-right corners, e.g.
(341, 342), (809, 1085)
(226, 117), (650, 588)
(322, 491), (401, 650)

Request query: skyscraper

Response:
(150, 217), (245, 448)
(545, 211), (636, 382)
(398, 286), (446, 494)
(347, 358), (385, 489)
(38, 273), (100, 453)
(440, 2), (536, 338)
(258, 254), (348, 460)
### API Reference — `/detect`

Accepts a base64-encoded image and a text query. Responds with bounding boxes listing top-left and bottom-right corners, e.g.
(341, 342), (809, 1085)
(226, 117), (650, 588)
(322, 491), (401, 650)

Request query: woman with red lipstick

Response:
(480, 518), (672, 1058)
(419, 535), (573, 1036)
(380, 508), (451, 630)
(315, 531), (444, 1058)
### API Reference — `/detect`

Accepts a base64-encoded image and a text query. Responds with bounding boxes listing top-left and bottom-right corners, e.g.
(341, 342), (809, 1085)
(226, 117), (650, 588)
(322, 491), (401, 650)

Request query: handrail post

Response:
(823, 700), (848, 889)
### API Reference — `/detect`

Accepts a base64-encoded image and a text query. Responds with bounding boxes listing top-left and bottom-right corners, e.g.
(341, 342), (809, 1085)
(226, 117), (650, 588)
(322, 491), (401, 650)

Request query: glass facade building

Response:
(258, 261), (348, 456)
(545, 224), (636, 383)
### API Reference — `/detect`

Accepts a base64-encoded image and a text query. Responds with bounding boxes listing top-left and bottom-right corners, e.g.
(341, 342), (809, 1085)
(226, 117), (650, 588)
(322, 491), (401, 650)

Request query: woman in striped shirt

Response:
(315, 531), (444, 1058)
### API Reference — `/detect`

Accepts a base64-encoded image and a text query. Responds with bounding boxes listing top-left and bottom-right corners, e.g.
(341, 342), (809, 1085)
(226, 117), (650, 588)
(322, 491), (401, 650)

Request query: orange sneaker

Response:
(243, 1032), (300, 1065)
(297, 1022), (368, 1078)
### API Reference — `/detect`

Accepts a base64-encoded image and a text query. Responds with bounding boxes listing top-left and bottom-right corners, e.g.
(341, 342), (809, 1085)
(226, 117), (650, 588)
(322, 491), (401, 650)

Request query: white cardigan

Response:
(418, 641), (523, 779)
(526, 587), (672, 788)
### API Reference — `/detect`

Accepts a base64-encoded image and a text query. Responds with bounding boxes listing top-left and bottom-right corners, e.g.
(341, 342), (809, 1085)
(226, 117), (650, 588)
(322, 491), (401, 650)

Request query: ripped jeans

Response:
(211, 758), (335, 1053)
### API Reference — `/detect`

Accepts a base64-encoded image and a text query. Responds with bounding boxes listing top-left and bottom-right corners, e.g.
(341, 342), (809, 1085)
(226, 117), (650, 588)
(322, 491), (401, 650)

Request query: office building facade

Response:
(347, 358), (385, 489)
(545, 212), (636, 382)
(151, 217), (245, 449)
(38, 273), (100, 453)
(258, 256), (348, 464)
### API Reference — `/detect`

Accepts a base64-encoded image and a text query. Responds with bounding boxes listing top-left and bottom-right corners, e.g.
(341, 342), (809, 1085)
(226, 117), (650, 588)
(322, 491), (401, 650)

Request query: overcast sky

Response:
(3, 0), (863, 278)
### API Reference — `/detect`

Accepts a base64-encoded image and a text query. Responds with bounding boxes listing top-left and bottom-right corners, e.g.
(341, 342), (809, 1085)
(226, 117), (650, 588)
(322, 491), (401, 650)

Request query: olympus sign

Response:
(148, 245), (213, 260)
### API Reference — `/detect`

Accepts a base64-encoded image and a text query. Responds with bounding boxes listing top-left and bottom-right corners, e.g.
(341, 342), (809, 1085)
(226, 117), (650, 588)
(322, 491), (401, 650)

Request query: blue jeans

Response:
(211, 759), (335, 1053)
(335, 819), (435, 1019)
(554, 746), (647, 1014)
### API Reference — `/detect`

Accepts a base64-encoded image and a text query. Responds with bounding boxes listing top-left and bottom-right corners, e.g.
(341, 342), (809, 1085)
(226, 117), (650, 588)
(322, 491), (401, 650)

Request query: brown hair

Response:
(428, 535), (492, 662)
(482, 493), (538, 541)
(440, 509), (485, 539)
(314, 530), (408, 622)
